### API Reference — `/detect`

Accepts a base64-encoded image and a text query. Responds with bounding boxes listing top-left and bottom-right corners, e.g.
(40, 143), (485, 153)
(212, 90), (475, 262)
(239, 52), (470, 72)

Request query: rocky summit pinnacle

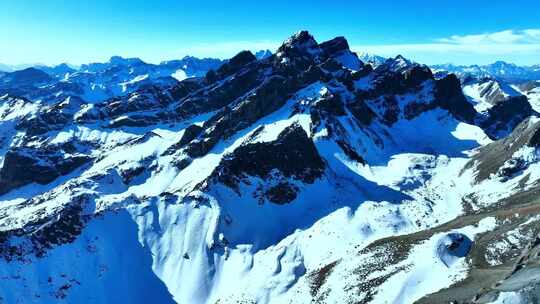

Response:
(278, 30), (318, 54)
(319, 36), (351, 56)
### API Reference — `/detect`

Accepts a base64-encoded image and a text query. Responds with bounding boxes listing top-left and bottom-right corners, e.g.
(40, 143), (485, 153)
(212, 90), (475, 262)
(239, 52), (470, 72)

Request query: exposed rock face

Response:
(77, 87), (175, 125)
(174, 34), (484, 168)
(0, 94), (34, 119)
(336, 140), (366, 164)
(185, 74), (298, 158)
(17, 96), (84, 136)
(278, 30), (318, 55)
(211, 50), (257, 81)
(403, 65), (433, 88)
(264, 182), (300, 205)
(459, 77), (537, 138)
(319, 36), (351, 57)
(312, 91), (346, 116)
(163, 124), (204, 155)
(347, 96), (376, 125)
(479, 79), (514, 105)
(434, 74), (477, 123)
(465, 117), (540, 182)
(350, 58), (478, 126)
(211, 124), (325, 196)
(0, 193), (90, 261)
(179, 69), (261, 119)
(481, 95), (535, 138)
(0, 147), (91, 194)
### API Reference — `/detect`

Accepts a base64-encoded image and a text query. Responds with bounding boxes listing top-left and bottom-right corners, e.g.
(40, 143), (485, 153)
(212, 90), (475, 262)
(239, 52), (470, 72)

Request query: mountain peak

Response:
(255, 49), (272, 60)
(319, 36), (350, 56)
(491, 60), (513, 66)
(228, 50), (257, 66)
(278, 30), (318, 53)
(377, 54), (414, 72)
(108, 56), (145, 66)
(357, 53), (387, 67)
(290, 30), (315, 43)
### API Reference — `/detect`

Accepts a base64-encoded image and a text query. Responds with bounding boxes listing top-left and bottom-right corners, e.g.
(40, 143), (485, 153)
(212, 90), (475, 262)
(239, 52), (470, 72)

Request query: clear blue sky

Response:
(1, 0), (540, 65)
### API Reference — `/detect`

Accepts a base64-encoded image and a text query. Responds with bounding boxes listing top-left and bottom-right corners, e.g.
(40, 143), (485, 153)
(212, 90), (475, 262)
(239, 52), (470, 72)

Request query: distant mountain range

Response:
(432, 61), (540, 82)
(0, 50), (276, 75)
(0, 62), (47, 72)
(4, 52), (539, 85)
(357, 53), (540, 83)
(0, 55), (225, 103)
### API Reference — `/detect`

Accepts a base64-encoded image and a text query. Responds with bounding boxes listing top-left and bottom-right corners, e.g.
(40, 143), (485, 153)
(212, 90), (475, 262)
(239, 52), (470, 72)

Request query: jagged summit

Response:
(377, 54), (416, 72)
(277, 30), (355, 58)
(280, 30), (318, 50)
(358, 52), (387, 67)
(273, 31), (364, 71)
(254, 49), (272, 60)
(319, 36), (350, 55)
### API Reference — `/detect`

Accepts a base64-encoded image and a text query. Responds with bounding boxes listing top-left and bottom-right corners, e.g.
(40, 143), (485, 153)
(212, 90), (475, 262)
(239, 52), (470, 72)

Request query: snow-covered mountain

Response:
(0, 31), (540, 304)
(0, 56), (223, 105)
(432, 61), (540, 82)
(255, 49), (273, 60)
(458, 76), (537, 138)
(0, 63), (45, 73)
(357, 52), (387, 68)
(35, 63), (78, 79)
(514, 80), (540, 113)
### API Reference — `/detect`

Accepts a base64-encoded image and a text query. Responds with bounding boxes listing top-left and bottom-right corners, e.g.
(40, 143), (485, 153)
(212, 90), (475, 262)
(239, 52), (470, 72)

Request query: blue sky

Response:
(1, 0), (540, 66)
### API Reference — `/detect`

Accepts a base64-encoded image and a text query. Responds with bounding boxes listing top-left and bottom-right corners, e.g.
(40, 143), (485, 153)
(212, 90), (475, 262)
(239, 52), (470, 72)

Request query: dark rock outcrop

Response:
(347, 96), (376, 125)
(464, 117), (540, 182)
(312, 91), (346, 116)
(0, 194), (92, 260)
(368, 59), (431, 97)
(319, 37), (350, 57)
(209, 50), (257, 82)
(211, 124), (325, 195)
(278, 30), (318, 55)
(403, 65), (433, 88)
(480, 95), (534, 138)
(336, 140), (366, 164)
(0, 147), (91, 194)
(163, 124), (204, 155)
(186, 75), (297, 158)
(17, 96), (84, 136)
(434, 74), (477, 123)
(265, 182), (299, 205)
(178, 68), (262, 118)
